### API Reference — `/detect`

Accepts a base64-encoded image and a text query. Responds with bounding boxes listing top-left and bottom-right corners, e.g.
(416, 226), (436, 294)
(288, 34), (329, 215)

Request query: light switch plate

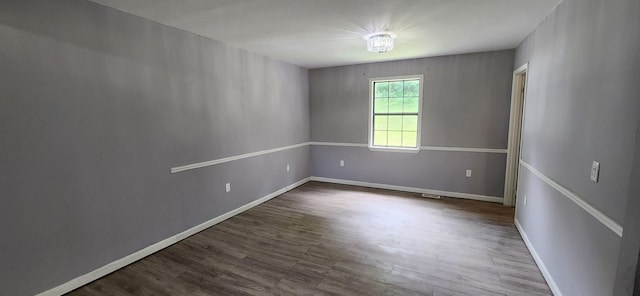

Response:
(591, 161), (600, 182)
(225, 183), (231, 192)
(340, 160), (345, 167)
(466, 170), (472, 177)
(286, 164), (290, 172)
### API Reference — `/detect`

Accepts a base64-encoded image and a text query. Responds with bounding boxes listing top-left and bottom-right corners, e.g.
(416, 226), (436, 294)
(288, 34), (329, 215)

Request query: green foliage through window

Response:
(371, 78), (421, 148)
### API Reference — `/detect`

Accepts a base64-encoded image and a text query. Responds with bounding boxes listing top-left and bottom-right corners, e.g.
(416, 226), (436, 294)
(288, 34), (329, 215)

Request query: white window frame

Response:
(368, 74), (424, 152)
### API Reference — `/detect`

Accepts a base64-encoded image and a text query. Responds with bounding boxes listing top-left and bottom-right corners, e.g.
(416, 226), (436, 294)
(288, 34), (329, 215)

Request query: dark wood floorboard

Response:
(67, 181), (551, 296)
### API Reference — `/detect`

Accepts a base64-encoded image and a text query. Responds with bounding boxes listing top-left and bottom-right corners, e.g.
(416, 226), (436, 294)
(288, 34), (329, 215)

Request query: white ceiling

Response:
(89, 0), (561, 69)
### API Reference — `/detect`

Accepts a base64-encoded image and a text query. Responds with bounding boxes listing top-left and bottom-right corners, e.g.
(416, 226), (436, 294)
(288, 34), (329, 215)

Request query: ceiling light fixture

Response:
(366, 33), (395, 54)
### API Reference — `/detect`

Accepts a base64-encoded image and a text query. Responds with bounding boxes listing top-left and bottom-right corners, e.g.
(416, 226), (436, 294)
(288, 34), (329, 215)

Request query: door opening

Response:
(504, 63), (528, 207)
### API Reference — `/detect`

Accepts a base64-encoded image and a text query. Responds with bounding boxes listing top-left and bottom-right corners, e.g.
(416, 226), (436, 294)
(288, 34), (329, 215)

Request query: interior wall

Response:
(614, 112), (640, 295)
(513, 0), (640, 295)
(310, 50), (514, 199)
(0, 1), (310, 295)
(636, 257), (640, 296)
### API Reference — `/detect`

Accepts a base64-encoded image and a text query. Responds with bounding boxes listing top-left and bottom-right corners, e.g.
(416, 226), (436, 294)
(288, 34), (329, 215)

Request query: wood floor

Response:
(67, 181), (551, 296)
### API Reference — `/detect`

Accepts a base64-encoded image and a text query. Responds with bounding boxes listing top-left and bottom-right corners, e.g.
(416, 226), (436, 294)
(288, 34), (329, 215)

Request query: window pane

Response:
(404, 80), (419, 97)
(374, 98), (388, 113)
(374, 115), (388, 130)
(402, 131), (417, 147)
(389, 98), (403, 113)
(403, 97), (419, 113)
(402, 115), (418, 131)
(388, 131), (402, 147)
(370, 76), (422, 149)
(389, 81), (403, 97)
(373, 131), (387, 146)
(375, 82), (388, 98)
(388, 115), (402, 131)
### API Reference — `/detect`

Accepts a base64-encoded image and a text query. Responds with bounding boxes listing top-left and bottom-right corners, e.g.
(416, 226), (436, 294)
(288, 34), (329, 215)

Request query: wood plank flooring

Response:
(67, 181), (551, 296)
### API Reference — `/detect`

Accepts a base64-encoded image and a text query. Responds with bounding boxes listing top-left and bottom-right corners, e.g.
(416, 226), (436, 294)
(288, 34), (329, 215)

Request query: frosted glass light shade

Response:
(367, 34), (394, 53)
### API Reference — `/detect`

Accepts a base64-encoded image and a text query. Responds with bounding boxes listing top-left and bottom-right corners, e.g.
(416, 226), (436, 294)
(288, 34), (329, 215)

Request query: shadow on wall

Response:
(635, 249), (640, 296)
(0, 1), (203, 72)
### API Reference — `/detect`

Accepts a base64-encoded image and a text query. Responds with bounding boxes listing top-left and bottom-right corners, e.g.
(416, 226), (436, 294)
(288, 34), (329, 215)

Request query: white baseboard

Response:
(35, 177), (311, 296)
(309, 176), (503, 203)
(514, 219), (563, 296)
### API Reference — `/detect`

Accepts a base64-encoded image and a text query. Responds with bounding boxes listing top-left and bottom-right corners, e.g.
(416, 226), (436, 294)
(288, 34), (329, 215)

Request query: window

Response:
(369, 75), (423, 151)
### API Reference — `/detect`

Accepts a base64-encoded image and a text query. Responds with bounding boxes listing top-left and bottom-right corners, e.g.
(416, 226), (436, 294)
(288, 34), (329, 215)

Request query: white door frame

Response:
(503, 63), (528, 206)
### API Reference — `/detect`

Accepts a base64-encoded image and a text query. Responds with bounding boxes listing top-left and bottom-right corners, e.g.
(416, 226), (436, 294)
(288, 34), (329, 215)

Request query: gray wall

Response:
(0, 1), (309, 295)
(310, 50), (514, 198)
(514, 0), (640, 295)
(614, 112), (640, 295)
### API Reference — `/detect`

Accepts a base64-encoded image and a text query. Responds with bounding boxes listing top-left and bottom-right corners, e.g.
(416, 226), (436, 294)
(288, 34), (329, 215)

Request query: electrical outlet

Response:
(340, 160), (345, 167)
(591, 161), (600, 182)
(286, 164), (290, 172)
(225, 183), (231, 192)
(465, 169), (472, 178)
(524, 194), (527, 206)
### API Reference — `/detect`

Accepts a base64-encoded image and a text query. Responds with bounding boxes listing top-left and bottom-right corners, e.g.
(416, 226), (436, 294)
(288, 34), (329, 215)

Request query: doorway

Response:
(504, 63), (528, 207)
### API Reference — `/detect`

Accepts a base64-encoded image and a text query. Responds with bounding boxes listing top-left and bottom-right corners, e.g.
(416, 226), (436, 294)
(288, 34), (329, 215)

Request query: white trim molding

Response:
(515, 219), (564, 296)
(171, 142), (309, 173)
(513, 63), (529, 76)
(310, 142), (507, 154)
(421, 146), (507, 154)
(171, 141), (507, 174)
(519, 160), (623, 237)
(504, 63), (529, 206)
(309, 141), (368, 148)
(35, 178), (311, 296)
(310, 176), (504, 203)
